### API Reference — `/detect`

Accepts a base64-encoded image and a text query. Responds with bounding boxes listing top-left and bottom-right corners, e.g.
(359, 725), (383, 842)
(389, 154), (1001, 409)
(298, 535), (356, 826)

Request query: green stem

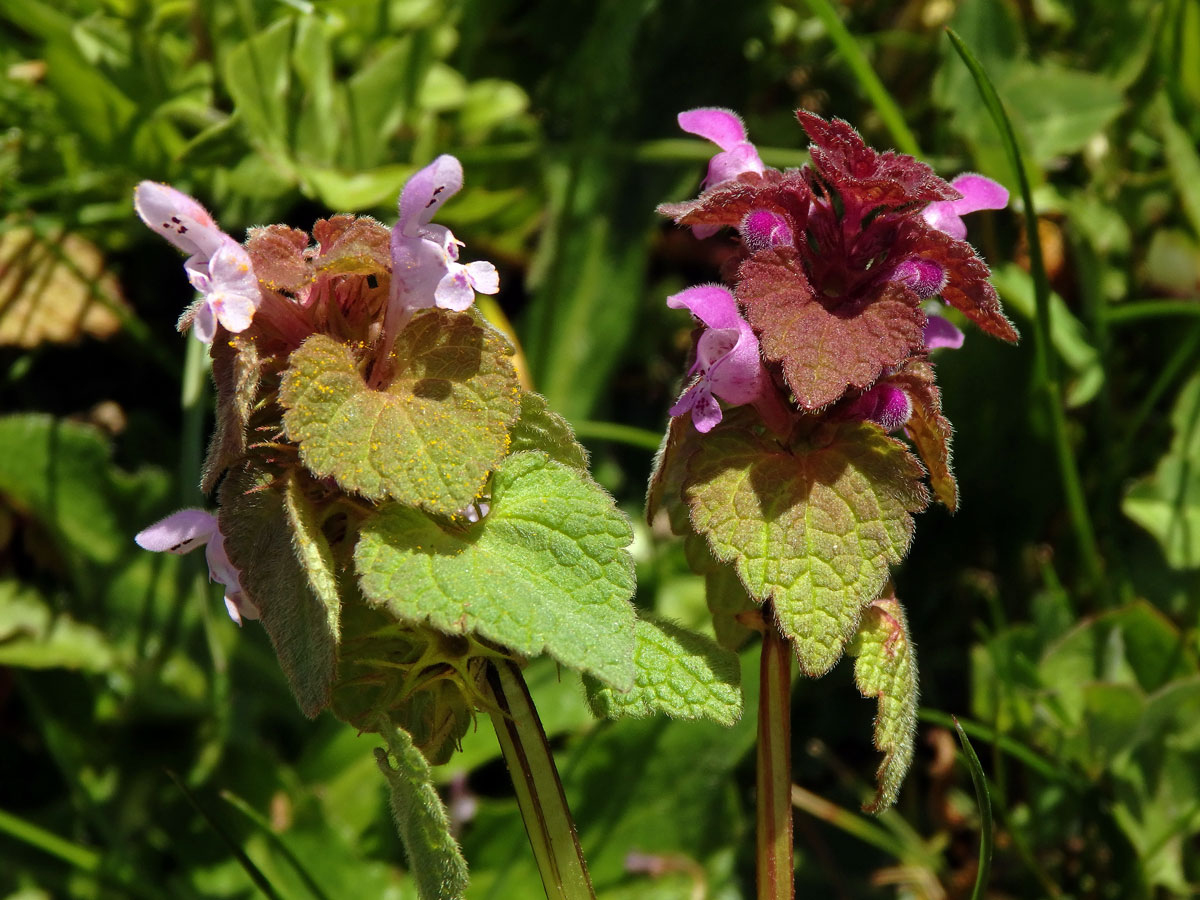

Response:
(799, 0), (922, 157)
(757, 624), (794, 900)
(946, 29), (1107, 599)
(487, 659), (596, 900)
(1104, 298), (1200, 324)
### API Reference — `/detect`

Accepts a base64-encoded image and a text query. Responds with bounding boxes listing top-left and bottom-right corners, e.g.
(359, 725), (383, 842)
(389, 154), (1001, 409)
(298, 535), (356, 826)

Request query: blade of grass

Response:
(790, 785), (910, 861)
(166, 770), (287, 900)
(919, 709), (1078, 786)
(952, 718), (992, 900)
(220, 790), (335, 900)
(571, 420), (663, 451)
(798, 0), (921, 157)
(1105, 299), (1200, 324)
(0, 807), (162, 900)
(946, 27), (1107, 600)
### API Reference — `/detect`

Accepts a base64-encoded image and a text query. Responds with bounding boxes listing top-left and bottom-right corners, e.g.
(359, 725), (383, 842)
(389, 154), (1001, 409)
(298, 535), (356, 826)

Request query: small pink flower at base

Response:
(134, 181), (261, 342)
(924, 314), (965, 350)
(388, 155), (500, 323)
(845, 383), (912, 433)
(740, 209), (793, 253)
(678, 108), (765, 239)
(135, 509), (258, 625)
(923, 173), (1009, 241)
(667, 284), (768, 433)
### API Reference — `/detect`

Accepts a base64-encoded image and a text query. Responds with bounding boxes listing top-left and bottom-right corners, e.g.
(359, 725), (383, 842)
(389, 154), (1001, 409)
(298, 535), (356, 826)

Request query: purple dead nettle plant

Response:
(130, 157), (657, 900)
(650, 106), (1014, 894)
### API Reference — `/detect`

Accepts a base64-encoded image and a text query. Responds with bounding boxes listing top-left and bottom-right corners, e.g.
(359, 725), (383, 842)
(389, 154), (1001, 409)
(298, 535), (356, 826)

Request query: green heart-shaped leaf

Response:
(355, 451), (636, 689)
(280, 310), (520, 514)
(685, 419), (928, 675)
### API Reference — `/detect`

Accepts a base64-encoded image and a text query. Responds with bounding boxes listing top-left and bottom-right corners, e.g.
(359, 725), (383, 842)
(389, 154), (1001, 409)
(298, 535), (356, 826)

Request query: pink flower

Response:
(678, 108), (765, 189)
(922, 173), (1009, 241)
(134, 182), (261, 343)
(389, 155), (499, 320)
(135, 509), (257, 625)
(678, 108), (765, 239)
(667, 284), (768, 433)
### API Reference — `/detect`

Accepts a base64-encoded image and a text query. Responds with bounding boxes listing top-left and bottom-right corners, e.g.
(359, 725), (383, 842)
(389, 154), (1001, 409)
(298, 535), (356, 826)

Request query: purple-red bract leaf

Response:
(890, 359), (957, 510)
(246, 225), (311, 294)
(797, 111), (957, 210)
(657, 170), (810, 232)
(738, 246), (926, 409)
(899, 224), (1018, 343)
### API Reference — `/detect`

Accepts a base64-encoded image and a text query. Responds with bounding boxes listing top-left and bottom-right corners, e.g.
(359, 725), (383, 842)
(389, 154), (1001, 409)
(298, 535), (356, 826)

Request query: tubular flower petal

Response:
(678, 108), (766, 239)
(678, 108), (766, 189)
(923, 314), (965, 350)
(388, 155), (499, 324)
(923, 173), (1009, 241)
(667, 284), (768, 432)
(135, 509), (257, 625)
(134, 182), (261, 342)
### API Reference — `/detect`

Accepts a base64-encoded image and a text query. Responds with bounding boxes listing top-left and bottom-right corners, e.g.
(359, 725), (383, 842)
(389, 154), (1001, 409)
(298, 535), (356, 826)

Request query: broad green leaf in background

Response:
(685, 418), (928, 675)
(585, 616), (742, 726)
(218, 468), (340, 718)
(1157, 93), (1200, 239)
(375, 725), (469, 900)
(1123, 374), (1200, 568)
(0, 414), (167, 568)
(990, 262), (1103, 408)
(279, 312), (520, 515)
(0, 579), (115, 671)
(355, 451), (637, 689)
(849, 592), (918, 813)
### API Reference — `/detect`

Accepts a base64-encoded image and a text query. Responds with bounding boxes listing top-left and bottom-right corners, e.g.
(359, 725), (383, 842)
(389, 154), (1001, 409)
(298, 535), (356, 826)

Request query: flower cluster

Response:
(660, 107), (1014, 504)
(133, 157), (501, 623)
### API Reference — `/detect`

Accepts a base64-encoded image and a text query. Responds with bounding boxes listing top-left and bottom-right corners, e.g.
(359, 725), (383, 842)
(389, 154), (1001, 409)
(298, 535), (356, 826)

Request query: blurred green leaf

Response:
(1123, 374), (1200, 568)
(991, 262), (1103, 408)
(0, 414), (167, 567)
(0, 580), (115, 671)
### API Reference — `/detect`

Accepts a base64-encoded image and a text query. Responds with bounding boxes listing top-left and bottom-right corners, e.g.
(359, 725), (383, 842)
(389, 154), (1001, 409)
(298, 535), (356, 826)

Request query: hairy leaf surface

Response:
(892, 359), (957, 510)
(218, 468), (340, 717)
(685, 421), (928, 675)
(375, 725), (469, 900)
(280, 312), (520, 514)
(586, 617), (742, 725)
(355, 451), (637, 689)
(738, 246), (925, 409)
(507, 391), (589, 471)
(850, 592), (919, 812)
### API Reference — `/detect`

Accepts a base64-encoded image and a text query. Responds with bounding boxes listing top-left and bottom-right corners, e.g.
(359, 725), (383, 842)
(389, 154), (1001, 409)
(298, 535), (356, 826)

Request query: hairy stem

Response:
(487, 659), (596, 900)
(757, 623), (795, 900)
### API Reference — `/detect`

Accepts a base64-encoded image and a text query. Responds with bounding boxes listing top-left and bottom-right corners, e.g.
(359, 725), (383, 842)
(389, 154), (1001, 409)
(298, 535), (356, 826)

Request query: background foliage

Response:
(2, 0), (1199, 896)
